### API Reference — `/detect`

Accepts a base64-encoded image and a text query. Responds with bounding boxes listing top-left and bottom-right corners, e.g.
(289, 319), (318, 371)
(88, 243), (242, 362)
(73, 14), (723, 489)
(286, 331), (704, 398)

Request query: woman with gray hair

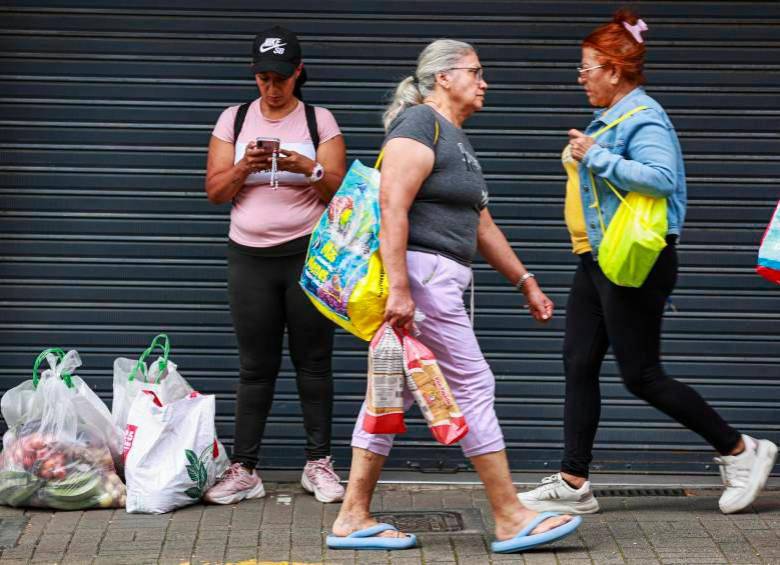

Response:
(327, 39), (582, 554)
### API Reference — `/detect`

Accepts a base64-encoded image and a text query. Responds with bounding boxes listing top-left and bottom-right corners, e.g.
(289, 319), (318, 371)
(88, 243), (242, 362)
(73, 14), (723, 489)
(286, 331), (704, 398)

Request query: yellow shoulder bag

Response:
(588, 106), (668, 287)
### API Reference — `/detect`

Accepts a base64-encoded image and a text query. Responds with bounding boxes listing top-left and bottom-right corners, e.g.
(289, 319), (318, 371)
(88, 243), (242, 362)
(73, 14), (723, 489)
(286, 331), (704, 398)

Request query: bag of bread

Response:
(401, 332), (468, 445)
(362, 323), (406, 435)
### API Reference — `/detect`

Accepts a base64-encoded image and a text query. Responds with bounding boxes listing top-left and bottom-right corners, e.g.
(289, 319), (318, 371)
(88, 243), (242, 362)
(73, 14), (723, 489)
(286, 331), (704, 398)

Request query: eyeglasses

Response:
(445, 66), (484, 81)
(577, 64), (605, 76)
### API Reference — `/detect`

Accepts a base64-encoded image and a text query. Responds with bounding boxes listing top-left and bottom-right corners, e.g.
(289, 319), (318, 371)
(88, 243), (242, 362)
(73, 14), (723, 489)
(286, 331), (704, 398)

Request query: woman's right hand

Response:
(384, 288), (416, 331)
(241, 141), (273, 173)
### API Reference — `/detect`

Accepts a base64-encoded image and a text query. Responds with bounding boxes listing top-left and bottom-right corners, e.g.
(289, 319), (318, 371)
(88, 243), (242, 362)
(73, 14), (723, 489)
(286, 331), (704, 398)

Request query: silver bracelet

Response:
(515, 272), (536, 292)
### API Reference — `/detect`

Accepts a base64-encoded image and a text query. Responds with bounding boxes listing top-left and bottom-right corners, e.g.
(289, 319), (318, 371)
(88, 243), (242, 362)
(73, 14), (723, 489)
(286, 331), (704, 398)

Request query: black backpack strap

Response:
(232, 101), (251, 143)
(304, 103), (320, 151)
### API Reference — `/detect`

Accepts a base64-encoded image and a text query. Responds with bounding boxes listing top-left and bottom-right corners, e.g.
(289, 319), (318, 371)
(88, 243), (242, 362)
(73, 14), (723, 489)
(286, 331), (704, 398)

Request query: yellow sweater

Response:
(562, 144), (591, 254)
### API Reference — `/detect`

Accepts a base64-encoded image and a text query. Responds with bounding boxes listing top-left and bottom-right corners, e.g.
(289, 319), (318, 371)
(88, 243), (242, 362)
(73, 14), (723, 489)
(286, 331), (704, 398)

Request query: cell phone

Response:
(255, 137), (280, 152)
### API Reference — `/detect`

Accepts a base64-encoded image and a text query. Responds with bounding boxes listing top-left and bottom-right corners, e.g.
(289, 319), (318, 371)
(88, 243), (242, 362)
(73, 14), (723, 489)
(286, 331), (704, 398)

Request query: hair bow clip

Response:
(623, 19), (648, 43)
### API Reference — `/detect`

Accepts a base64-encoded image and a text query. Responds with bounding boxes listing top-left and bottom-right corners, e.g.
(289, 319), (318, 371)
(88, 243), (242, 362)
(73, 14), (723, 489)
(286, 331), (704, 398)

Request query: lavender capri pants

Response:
(351, 250), (505, 458)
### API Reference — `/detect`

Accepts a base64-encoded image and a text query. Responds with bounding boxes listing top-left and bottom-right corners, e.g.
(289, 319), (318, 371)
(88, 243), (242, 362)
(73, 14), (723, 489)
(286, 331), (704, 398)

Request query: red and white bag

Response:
(401, 332), (468, 445)
(123, 391), (228, 514)
(362, 324), (406, 434)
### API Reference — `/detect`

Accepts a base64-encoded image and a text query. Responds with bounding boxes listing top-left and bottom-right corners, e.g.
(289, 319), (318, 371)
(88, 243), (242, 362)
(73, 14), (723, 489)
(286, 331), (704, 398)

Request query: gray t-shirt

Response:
(384, 104), (489, 266)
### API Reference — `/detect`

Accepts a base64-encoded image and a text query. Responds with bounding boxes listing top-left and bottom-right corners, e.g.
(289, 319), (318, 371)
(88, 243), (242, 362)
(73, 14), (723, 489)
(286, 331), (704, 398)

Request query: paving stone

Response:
(0, 507), (26, 517)
(382, 490), (413, 510)
(491, 552), (528, 562)
(190, 547), (227, 562)
(450, 532), (488, 556)
(34, 533), (73, 553)
(93, 554), (159, 565)
(419, 535), (455, 562)
(437, 493), (471, 509)
(556, 559), (596, 565)
(389, 557), (428, 565)
(324, 547), (357, 561)
(256, 547), (291, 562)
(411, 492), (445, 509)
(65, 543), (99, 554)
(59, 556), (94, 565)
(290, 544), (324, 561)
(355, 549), (390, 564)
(0, 544), (36, 560)
(523, 552), (560, 564)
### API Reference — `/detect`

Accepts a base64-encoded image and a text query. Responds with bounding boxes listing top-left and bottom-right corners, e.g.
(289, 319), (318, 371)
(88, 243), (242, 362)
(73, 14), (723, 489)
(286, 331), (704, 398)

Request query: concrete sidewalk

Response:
(0, 479), (778, 565)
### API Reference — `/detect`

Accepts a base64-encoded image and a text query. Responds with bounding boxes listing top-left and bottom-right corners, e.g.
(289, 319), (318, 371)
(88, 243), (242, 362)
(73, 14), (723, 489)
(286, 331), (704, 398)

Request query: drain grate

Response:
(372, 509), (485, 533)
(592, 487), (686, 497)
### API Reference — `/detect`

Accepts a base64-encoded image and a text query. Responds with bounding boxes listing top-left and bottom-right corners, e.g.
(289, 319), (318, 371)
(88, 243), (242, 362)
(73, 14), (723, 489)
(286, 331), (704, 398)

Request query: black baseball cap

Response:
(251, 25), (306, 81)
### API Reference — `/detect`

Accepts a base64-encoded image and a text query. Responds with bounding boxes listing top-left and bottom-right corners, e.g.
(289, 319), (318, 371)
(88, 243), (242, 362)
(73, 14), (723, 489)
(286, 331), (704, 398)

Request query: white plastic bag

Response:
(0, 349), (125, 509)
(123, 390), (226, 514)
(112, 334), (192, 435)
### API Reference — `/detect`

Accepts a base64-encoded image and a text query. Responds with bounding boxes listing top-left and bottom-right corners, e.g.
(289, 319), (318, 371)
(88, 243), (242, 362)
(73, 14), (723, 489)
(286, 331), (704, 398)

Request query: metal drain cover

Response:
(593, 487), (686, 497)
(372, 509), (485, 534)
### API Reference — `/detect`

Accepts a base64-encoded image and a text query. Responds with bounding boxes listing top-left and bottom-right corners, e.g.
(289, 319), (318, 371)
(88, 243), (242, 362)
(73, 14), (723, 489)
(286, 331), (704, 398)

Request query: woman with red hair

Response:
(519, 10), (777, 515)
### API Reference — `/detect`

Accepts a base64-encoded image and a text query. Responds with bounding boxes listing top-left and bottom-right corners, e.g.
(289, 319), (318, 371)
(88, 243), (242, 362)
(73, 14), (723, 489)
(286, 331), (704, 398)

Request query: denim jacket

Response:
(579, 87), (687, 258)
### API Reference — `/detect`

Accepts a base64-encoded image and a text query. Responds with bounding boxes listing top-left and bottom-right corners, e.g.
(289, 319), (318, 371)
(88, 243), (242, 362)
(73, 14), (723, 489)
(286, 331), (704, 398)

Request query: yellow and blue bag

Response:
(301, 121), (440, 341)
(300, 160), (387, 341)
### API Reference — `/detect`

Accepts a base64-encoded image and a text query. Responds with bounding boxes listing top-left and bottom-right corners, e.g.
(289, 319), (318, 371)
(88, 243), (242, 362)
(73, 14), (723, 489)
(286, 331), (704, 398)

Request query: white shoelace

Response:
(536, 473), (564, 493)
(219, 462), (246, 482)
(308, 457), (340, 484)
(715, 457), (750, 488)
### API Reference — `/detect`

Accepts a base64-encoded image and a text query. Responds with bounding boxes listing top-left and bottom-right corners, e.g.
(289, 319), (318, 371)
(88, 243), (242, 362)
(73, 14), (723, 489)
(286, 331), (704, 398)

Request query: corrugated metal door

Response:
(1, 1), (778, 473)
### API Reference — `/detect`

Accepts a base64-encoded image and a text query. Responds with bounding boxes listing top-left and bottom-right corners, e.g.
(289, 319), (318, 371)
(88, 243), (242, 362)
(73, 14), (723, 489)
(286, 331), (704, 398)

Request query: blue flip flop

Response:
(326, 523), (417, 550)
(491, 512), (583, 553)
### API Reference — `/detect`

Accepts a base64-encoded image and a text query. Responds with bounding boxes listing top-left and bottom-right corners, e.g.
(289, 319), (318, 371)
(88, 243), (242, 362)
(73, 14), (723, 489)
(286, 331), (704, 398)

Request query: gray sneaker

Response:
(518, 473), (600, 514)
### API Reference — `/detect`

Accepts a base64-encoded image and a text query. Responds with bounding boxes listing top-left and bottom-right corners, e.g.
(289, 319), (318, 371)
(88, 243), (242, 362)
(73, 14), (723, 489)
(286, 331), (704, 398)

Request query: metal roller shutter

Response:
(1, 1), (777, 474)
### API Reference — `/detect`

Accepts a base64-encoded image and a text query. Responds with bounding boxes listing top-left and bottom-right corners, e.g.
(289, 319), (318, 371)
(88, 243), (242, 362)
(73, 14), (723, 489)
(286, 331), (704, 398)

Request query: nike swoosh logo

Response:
(259, 42), (286, 53)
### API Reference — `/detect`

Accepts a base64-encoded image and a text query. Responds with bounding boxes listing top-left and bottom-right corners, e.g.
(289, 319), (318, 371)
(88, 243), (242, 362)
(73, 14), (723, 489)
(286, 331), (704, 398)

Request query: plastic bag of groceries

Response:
(123, 390), (226, 513)
(112, 333), (192, 434)
(363, 323), (407, 435)
(401, 332), (469, 445)
(113, 334), (229, 482)
(756, 200), (780, 285)
(300, 160), (388, 341)
(0, 348), (126, 509)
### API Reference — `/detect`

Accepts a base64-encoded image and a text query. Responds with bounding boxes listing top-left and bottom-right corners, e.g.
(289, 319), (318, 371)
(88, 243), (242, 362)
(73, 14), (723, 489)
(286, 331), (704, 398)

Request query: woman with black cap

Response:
(204, 26), (347, 505)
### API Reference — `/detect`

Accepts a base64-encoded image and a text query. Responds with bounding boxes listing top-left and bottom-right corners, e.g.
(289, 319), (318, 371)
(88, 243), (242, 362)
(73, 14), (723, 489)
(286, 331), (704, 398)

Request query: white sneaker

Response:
(518, 473), (600, 514)
(716, 435), (778, 514)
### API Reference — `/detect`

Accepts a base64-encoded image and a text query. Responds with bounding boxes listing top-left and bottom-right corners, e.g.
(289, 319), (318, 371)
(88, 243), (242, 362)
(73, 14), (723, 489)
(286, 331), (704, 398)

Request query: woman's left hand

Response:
(277, 149), (316, 176)
(568, 129), (596, 161)
(524, 285), (554, 322)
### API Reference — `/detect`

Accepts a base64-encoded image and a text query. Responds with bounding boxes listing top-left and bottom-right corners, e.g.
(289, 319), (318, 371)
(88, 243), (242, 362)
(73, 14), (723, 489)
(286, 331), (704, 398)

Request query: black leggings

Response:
(561, 241), (741, 478)
(227, 241), (335, 467)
